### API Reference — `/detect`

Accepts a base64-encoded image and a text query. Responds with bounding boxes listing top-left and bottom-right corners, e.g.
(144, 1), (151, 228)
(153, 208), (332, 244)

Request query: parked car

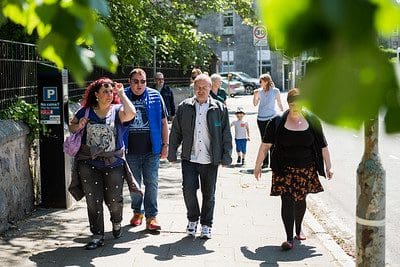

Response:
(220, 78), (245, 96)
(219, 71), (260, 95)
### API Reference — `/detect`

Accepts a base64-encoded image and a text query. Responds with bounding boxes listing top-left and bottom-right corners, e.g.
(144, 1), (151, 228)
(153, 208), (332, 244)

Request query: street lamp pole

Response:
(227, 38), (234, 95)
(153, 36), (157, 79)
(227, 37), (231, 75)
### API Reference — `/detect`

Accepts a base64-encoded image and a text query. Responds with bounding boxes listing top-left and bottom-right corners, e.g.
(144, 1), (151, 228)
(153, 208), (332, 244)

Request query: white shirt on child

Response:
(231, 120), (248, 140)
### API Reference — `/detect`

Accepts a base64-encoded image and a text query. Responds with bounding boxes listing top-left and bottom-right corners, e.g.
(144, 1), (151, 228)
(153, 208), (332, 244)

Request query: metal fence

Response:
(0, 39), (39, 111)
(0, 39), (192, 111)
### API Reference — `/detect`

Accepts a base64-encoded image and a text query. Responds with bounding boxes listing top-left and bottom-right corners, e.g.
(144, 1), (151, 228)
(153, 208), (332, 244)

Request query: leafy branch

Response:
(0, 99), (46, 144)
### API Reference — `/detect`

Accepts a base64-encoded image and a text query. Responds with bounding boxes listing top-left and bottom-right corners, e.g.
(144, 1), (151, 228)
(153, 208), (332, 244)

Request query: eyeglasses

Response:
(102, 82), (115, 88)
(132, 79), (146, 84)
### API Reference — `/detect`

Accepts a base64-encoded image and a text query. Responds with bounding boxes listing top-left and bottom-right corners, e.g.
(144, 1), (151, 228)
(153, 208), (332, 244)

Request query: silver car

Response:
(220, 78), (245, 96)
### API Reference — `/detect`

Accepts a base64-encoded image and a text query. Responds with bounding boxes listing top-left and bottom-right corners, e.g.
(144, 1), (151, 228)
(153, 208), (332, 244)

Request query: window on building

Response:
(221, 50), (234, 72)
(257, 50), (271, 76)
(222, 11), (234, 35)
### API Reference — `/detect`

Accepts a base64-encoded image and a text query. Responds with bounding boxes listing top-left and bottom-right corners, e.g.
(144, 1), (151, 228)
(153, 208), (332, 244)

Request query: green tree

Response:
(258, 1), (400, 265)
(0, 19), (37, 43)
(258, 0), (400, 133)
(1, 0), (256, 82)
(103, 0), (256, 69)
(1, 0), (118, 84)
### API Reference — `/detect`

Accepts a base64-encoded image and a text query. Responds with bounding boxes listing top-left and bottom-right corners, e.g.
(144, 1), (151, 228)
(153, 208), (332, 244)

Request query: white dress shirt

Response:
(190, 99), (211, 164)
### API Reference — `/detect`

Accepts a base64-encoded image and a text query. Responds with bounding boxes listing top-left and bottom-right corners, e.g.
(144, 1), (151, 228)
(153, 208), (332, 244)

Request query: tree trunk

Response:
(356, 118), (386, 266)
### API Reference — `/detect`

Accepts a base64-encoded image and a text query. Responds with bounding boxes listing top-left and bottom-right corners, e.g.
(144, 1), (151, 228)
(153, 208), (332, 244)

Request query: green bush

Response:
(0, 100), (46, 144)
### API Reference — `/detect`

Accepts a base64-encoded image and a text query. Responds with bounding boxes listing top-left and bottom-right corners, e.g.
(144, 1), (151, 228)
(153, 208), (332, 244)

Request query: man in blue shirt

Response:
(125, 68), (169, 232)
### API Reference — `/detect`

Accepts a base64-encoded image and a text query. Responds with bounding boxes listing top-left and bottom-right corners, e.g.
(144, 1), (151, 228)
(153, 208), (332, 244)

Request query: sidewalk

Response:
(0, 96), (354, 267)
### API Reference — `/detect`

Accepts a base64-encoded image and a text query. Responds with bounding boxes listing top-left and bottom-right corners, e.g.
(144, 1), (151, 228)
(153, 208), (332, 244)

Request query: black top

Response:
(279, 127), (314, 167)
(160, 84), (176, 117)
(263, 110), (328, 176)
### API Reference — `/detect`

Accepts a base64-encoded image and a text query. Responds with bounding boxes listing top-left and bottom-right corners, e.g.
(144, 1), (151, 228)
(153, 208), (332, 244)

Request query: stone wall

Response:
(0, 120), (34, 233)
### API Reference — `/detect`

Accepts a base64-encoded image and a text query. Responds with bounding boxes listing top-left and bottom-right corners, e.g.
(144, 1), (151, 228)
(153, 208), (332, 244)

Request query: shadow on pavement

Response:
(143, 236), (214, 261)
(240, 242), (323, 265)
(28, 226), (148, 266)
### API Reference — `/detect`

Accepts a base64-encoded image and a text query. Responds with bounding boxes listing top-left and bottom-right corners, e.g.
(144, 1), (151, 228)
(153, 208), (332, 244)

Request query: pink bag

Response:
(64, 108), (89, 157)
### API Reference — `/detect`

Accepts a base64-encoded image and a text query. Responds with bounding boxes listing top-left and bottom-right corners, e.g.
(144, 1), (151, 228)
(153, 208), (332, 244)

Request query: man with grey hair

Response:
(168, 73), (232, 239)
(155, 72), (175, 122)
(210, 73), (227, 104)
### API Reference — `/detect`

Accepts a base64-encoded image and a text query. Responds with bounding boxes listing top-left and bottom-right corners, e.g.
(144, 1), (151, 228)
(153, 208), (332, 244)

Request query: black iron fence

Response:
(0, 39), (39, 111)
(0, 39), (192, 111)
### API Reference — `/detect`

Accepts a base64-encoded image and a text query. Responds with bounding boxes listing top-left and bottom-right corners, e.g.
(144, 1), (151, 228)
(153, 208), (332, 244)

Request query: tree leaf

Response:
(300, 45), (397, 129)
(91, 23), (118, 71)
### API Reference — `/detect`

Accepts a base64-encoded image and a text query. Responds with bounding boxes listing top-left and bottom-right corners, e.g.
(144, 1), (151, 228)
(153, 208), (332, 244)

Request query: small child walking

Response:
(230, 107), (250, 165)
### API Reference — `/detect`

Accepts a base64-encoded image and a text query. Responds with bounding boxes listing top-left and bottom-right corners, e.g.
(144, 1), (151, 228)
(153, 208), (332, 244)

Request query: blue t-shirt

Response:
(257, 87), (280, 121)
(75, 105), (127, 167)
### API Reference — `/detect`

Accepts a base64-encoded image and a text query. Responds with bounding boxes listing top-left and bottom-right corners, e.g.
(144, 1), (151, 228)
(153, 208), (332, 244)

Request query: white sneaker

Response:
(186, 221), (198, 236)
(200, 225), (212, 239)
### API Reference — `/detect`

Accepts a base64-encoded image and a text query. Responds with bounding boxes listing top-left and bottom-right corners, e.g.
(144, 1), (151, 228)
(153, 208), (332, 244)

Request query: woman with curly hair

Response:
(68, 77), (140, 250)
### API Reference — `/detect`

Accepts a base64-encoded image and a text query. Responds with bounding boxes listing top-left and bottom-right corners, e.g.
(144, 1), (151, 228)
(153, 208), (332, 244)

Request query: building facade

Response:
(197, 11), (301, 91)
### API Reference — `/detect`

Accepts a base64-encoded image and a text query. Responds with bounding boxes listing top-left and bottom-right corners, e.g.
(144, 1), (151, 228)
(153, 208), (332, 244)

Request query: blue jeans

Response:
(126, 153), (160, 218)
(181, 160), (218, 227)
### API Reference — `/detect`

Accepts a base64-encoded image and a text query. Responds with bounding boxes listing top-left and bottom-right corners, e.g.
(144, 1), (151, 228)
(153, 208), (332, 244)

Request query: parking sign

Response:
(43, 87), (58, 101)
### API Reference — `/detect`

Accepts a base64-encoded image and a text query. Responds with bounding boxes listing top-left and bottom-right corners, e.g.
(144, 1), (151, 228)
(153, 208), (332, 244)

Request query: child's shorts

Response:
(235, 138), (247, 153)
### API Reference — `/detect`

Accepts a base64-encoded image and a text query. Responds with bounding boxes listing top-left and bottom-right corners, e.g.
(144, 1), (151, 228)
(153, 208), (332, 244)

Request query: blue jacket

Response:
(124, 87), (166, 154)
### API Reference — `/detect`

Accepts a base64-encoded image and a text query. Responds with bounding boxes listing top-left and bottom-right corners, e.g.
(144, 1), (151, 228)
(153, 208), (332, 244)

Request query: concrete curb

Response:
(304, 208), (355, 266)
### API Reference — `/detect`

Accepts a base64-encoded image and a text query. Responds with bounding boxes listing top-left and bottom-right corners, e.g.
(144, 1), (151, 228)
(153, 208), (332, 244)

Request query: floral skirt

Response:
(271, 163), (324, 201)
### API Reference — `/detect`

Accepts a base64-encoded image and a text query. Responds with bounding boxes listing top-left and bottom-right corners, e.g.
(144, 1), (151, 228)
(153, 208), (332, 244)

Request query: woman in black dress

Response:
(254, 88), (333, 250)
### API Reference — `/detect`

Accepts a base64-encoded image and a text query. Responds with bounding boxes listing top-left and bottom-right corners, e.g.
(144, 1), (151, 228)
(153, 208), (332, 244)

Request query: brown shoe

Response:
(281, 240), (294, 251)
(130, 213), (143, 227)
(295, 232), (306, 241)
(146, 217), (161, 231)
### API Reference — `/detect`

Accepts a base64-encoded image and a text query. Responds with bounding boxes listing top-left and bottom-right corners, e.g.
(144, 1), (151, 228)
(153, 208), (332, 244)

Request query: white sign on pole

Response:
(253, 25), (268, 47)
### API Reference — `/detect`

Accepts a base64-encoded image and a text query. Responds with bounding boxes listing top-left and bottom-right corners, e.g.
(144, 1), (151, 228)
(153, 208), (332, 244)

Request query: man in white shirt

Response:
(168, 74), (232, 239)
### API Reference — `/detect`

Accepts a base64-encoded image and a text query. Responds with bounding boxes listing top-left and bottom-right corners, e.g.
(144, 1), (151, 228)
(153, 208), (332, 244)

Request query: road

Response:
(225, 94), (400, 266)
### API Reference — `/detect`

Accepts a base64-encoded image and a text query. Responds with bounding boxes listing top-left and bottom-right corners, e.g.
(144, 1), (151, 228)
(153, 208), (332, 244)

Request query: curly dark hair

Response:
(81, 77), (114, 108)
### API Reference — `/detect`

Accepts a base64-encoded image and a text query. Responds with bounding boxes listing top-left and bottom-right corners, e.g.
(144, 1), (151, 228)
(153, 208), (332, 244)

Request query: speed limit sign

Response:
(253, 25), (268, 46)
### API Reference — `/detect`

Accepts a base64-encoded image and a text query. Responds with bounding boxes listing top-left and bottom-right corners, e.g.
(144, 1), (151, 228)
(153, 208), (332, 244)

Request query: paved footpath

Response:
(0, 96), (354, 267)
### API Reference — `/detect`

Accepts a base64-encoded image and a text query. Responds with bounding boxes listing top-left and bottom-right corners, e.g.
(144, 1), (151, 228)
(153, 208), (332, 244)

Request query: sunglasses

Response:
(132, 79), (146, 84)
(102, 82), (115, 88)
(191, 76), (197, 80)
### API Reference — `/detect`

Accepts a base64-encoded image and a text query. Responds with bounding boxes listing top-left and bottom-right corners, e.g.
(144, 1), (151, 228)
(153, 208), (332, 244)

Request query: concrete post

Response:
(356, 117), (386, 266)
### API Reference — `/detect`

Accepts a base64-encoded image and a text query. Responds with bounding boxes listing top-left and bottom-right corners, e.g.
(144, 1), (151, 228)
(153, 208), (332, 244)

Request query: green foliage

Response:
(258, 0), (400, 133)
(104, 0), (256, 69)
(1, 0), (118, 84)
(1, 0), (255, 81)
(0, 18), (37, 43)
(0, 100), (46, 143)
(380, 47), (397, 59)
